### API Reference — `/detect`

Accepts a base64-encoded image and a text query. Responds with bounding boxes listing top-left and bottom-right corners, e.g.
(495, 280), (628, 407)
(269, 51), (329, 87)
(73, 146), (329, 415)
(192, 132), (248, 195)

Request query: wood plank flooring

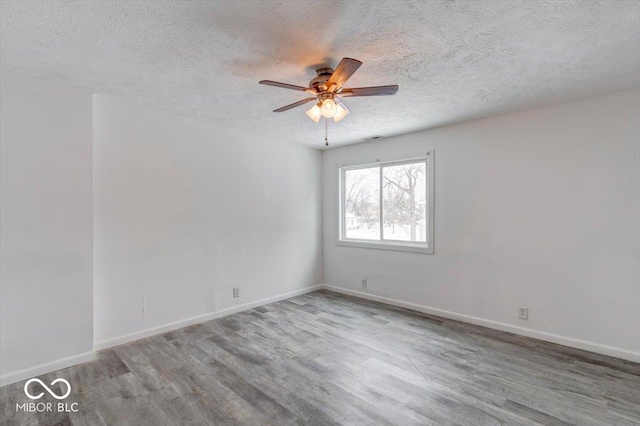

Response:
(1, 290), (639, 425)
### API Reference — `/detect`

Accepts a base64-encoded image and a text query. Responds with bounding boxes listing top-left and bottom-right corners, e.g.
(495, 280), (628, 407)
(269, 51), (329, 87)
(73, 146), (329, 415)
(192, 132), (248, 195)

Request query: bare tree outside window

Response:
(382, 163), (427, 242)
(344, 167), (380, 240)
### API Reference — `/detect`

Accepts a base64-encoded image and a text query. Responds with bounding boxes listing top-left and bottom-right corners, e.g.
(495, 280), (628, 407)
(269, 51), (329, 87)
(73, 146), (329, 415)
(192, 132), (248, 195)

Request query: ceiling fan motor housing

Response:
(309, 68), (334, 91)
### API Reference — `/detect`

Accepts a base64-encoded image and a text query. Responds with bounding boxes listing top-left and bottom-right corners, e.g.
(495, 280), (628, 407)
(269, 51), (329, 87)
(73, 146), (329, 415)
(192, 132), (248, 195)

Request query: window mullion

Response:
(340, 168), (345, 240)
(379, 165), (383, 242)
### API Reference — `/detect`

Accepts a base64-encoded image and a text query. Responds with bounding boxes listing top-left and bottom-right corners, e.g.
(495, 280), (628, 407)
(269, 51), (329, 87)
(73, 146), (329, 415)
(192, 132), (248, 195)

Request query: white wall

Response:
(93, 96), (322, 346)
(0, 74), (94, 381)
(322, 89), (640, 361)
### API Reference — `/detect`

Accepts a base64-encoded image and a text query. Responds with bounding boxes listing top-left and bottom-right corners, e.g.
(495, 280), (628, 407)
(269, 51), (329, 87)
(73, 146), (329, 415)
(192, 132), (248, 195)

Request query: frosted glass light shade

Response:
(306, 104), (322, 122)
(333, 104), (349, 122)
(320, 99), (337, 118)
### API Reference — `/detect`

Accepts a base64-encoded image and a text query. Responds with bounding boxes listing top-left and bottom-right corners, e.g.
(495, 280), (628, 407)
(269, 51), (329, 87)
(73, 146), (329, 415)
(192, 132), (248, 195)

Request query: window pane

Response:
(382, 162), (427, 242)
(344, 167), (380, 240)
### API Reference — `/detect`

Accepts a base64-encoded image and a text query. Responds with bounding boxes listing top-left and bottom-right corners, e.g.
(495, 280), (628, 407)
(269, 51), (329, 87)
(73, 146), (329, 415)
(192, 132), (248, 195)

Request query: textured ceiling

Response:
(1, 1), (639, 149)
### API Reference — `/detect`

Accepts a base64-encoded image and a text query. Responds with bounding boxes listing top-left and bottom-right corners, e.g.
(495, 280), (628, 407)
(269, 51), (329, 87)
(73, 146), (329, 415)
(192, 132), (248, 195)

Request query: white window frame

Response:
(337, 150), (434, 254)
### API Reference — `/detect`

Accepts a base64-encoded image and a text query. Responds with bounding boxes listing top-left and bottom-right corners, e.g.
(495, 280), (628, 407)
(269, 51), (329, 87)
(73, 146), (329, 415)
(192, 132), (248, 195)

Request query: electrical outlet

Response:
(233, 287), (240, 298)
(518, 306), (528, 320)
(361, 277), (367, 289)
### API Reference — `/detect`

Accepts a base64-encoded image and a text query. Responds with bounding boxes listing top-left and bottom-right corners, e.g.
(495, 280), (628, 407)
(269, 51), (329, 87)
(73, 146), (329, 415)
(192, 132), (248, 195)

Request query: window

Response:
(338, 152), (434, 254)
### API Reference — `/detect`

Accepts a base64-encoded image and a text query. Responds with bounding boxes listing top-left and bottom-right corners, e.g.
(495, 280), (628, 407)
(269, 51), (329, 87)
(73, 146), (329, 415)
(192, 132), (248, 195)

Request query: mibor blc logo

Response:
(24, 378), (71, 400)
(16, 378), (79, 413)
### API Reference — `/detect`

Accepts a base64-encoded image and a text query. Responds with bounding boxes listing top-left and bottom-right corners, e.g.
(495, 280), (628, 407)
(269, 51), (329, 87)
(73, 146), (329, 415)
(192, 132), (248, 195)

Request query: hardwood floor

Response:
(2, 290), (639, 425)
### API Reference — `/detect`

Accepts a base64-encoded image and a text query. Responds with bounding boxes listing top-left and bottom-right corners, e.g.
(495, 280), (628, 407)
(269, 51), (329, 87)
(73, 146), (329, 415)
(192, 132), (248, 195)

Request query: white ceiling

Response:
(1, 1), (639, 149)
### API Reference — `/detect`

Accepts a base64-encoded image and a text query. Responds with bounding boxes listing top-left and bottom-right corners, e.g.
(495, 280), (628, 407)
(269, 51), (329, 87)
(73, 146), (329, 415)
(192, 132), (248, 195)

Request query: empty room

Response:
(1, 1), (639, 425)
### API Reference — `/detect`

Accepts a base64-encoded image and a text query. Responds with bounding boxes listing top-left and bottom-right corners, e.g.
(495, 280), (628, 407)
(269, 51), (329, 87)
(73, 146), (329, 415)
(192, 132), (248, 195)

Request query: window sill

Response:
(336, 239), (433, 254)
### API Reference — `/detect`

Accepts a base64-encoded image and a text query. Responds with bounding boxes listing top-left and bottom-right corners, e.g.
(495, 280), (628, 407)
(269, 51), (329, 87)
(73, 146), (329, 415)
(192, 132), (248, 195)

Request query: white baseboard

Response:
(1, 285), (322, 388)
(321, 284), (640, 363)
(94, 285), (323, 351)
(0, 351), (96, 387)
(4, 283), (636, 388)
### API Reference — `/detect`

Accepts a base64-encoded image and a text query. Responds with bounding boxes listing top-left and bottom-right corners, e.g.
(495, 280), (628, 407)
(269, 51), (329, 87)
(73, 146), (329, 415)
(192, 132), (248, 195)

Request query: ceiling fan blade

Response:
(273, 97), (317, 112)
(340, 85), (399, 97)
(260, 80), (313, 92)
(326, 58), (362, 92)
(334, 96), (350, 113)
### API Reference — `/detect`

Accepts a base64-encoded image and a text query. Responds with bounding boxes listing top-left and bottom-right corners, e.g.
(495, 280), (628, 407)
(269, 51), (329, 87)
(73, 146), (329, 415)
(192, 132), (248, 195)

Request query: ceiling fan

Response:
(259, 58), (398, 123)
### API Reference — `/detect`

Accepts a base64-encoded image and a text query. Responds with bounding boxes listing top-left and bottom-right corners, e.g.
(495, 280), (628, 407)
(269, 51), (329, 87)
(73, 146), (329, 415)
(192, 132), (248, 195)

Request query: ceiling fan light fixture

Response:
(320, 98), (337, 118)
(333, 103), (349, 122)
(259, 58), (399, 143)
(306, 103), (322, 122)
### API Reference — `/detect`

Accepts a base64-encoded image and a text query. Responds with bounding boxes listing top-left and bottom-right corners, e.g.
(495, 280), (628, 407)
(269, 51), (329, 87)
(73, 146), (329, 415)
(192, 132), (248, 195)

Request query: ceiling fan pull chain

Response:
(325, 118), (329, 146)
